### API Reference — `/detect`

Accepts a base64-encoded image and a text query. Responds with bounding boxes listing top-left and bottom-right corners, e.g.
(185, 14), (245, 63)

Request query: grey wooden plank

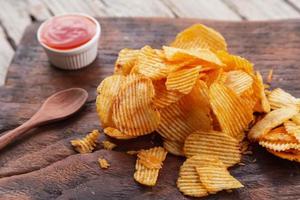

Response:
(0, 0), (32, 45)
(42, 0), (108, 17)
(100, 0), (174, 17)
(0, 26), (14, 85)
(27, 0), (52, 21)
(287, 0), (300, 11)
(162, 0), (241, 20)
(224, 0), (300, 20)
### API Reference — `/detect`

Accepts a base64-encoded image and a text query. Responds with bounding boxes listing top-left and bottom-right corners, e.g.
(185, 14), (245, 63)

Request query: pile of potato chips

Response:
(96, 24), (300, 197)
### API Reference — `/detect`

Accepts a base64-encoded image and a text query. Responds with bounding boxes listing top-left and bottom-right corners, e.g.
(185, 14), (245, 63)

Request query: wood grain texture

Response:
(225, 0), (300, 20)
(163, 0), (241, 20)
(0, 18), (300, 199)
(27, 0), (52, 21)
(0, 27), (14, 85)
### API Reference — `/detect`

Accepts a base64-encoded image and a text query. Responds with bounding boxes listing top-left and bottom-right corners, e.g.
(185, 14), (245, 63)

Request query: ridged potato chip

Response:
(267, 149), (300, 162)
(267, 88), (300, 110)
(96, 75), (125, 127)
(248, 107), (299, 141)
(114, 48), (139, 75)
(134, 147), (167, 186)
(224, 70), (253, 96)
(157, 80), (212, 142)
(135, 46), (169, 80)
(153, 79), (183, 109)
(209, 83), (253, 141)
(171, 24), (227, 52)
(284, 121), (300, 142)
(196, 165), (243, 194)
(71, 130), (100, 154)
(259, 140), (300, 151)
(163, 139), (184, 156)
(163, 46), (224, 68)
(177, 155), (221, 197)
(261, 126), (297, 143)
(166, 66), (202, 94)
(253, 71), (271, 113)
(112, 74), (160, 136)
(216, 51), (254, 74)
(292, 113), (300, 125)
(103, 127), (136, 140)
(201, 68), (225, 86)
(183, 131), (241, 167)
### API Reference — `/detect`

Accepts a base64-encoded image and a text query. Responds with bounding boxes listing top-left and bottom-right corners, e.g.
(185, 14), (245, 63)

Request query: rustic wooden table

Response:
(1, 0), (300, 85)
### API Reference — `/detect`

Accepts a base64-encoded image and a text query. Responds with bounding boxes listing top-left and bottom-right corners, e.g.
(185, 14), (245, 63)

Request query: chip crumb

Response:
(251, 159), (257, 163)
(238, 162), (246, 166)
(102, 140), (117, 150)
(71, 130), (100, 154)
(242, 150), (253, 155)
(267, 69), (273, 84)
(226, 189), (233, 193)
(98, 158), (110, 169)
(126, 150), (139, 155)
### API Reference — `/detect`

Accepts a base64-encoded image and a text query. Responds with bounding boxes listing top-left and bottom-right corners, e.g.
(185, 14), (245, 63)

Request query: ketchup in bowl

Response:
(40, 15), (97, 50)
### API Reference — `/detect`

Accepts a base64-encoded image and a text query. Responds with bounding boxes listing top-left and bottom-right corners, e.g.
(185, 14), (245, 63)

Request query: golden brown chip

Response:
(166, 66), (202, 94)
(114, 48), (139, 75)
(184, 131), (241, 167)
(248, 107), (299, 141)
(177, 155), (222, 197)
(157, 80), (212, 142)
(134, 147), (167, 186)
(96, 75), (125, 128)
(134, 46), (169, 80)
(261, 126), (297, 143)
(292, 113), (300, 125)
(267, 88), (300, 110)
(103, 127), (136, 140)
(224, 70), (253, 96)
(152, 79), (183, 109)
(253, 71), (271, 113)
(112, 74), (160, 136)
(171, 24), (227, 52)
(267, 149), (300, 162)
(71, 130), (100, 154)
(196, 165), (243, 194)
(267, 69), (273, 84)
(201, 68), (225, 86)
(284, 121), (300, 142)
(209, 83), (253, 141)
(216, 51), (254, 74)
(163, 139), (184, 156)
(259, 140), (300, 151)
(102, 140), (117, 150)
(98, 158), (110, 169)
(163, 46), (224, 67)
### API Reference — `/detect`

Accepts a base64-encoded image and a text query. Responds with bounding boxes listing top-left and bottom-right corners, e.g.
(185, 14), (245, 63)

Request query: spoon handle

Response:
(0, 119), (38, 150)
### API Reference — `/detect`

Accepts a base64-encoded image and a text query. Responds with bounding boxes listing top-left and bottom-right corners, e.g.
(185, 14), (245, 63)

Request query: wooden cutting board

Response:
(0, 18), (299, 200)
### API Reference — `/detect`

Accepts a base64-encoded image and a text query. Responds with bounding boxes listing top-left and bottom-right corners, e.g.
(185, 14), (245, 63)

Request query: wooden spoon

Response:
(0, 88), (88, 150)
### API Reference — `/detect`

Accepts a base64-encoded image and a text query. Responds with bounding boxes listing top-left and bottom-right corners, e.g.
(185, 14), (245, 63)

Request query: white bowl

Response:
(37, 13), (101, 70)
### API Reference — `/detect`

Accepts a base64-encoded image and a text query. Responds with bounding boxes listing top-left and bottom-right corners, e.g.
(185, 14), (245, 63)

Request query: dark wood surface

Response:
(0, 18), (299, 200)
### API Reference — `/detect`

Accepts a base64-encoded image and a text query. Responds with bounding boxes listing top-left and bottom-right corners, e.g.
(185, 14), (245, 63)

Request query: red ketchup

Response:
(40, 15), (96, 50)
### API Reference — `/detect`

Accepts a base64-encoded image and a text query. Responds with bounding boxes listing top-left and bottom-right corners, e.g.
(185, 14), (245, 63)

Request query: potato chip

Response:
(137, 149), (165, 169)
(253, 71), (271, 113)
(112, 74), (160, 136)
(267, 69), (273, 84)
(209, 83), (253, 141)
(114, 48), (139, 75)
(96, 75), (125, 127)
(184, 131), (241, 167)
(216, 51), (254, 74)
(171, 24), (227, 52)
(267, 149), (300, 162)
(102, 140), (117, 150)
(134, 46), (169, 80)
(166, 66), (202, 94)
(292, 113), (300, 125)
(134, 147), (167, 186)
(261, 126), (297, 143)
(157, 80), (212, 142)
(284, 121), (300, 142)
(71, 130), (100, 154)
(103, 127), (136, 140)
(163, 139), (184, 156)
(259, 140), (300, 151)
(267, 88), (300, 110)
(152, 79), (183, 109)
(224, 70), (253, 96)
(163, 46), (224, 67)
(248, 107), (299, 141)
(98, 158), (110, 169)
(196, 165), (243, 194)
(201, 68), (225, 86)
